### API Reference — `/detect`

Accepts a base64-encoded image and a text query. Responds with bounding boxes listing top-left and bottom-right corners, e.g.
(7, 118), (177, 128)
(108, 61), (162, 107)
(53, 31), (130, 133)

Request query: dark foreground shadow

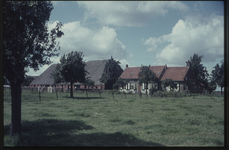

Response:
(4, 119), (165, 147)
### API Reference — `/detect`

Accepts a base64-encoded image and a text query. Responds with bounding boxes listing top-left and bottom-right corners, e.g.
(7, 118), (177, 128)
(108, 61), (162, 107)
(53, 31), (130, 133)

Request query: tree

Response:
(51, 51), (87, 98)
(138, 65), (157, 95)
(83, 79), (95, 89)
(189, 53), (209, 86)
(113, 79), (127, 98)
(161, 78), (177, 91)
(205, 81), (217, 95)
(99, 56), (123, 89)
(4, 76), (10, 85)
(22, 75), (35, 86)
(4, 1), (64, 136)
(211, 60), (224, 95)
(149, 87), (157, 97)
(113, 78), (127, 90)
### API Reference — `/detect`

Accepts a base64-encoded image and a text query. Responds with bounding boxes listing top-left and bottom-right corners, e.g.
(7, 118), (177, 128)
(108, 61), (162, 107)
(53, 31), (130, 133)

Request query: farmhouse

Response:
(30, 59), (108, 92)
(119, 61), (205, 94)
(119, 64), (165, 94)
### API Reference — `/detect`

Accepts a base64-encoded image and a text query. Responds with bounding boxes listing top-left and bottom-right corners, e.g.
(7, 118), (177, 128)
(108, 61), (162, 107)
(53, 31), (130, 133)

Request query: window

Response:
(130, 83), (134, 89)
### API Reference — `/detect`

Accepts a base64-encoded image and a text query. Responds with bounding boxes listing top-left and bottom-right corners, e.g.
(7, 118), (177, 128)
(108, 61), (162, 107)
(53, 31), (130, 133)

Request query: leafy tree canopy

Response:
(161, 78), (177, 91)
(22, 75), (35, 86)
(211, 60), (224, 87)
(138, 65), (157, 88)
(189, 53), (209, 86)
(83, 79), (95, 88)
(4, 76), (10, 85)
(138, 65), (157, 95)
(205, 81), (217, 94)
(4, 1), (64, 84)
(211, 60), (224, 94)
(113, 79), (127, 90)
(51, 51), (87, 97)
(99, 56), (123, 89)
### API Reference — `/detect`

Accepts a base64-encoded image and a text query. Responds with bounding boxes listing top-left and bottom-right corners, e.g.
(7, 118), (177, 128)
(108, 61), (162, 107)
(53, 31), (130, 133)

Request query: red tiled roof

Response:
(160, 67), (189, 81)
(119, 66), (165, 79)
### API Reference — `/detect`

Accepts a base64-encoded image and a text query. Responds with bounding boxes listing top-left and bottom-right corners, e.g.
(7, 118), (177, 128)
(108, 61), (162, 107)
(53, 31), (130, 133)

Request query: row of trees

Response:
(189, 54), (224, 94)
(51, 52), (224, 97)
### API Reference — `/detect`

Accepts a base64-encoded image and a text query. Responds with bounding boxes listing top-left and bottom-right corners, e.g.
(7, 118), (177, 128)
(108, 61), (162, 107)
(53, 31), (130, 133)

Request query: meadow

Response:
(4, 89), (224, 147)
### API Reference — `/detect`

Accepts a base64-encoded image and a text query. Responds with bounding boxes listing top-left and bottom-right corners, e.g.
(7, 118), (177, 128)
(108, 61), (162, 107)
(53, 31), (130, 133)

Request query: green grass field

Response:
(4, 89), (224, 147)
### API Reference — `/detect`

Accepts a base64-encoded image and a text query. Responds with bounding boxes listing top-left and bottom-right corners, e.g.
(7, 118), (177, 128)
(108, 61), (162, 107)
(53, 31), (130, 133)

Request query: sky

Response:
(26, 1), (224, 89)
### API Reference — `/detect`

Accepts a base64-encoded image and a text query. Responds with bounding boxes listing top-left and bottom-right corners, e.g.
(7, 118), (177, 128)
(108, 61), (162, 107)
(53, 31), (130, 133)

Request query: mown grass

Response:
(3, 89), (224, 147)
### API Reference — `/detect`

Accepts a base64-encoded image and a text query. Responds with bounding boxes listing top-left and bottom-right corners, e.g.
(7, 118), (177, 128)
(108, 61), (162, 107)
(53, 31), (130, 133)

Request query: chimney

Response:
(126, 64), (128, 69)
(165, 64), (167, 70)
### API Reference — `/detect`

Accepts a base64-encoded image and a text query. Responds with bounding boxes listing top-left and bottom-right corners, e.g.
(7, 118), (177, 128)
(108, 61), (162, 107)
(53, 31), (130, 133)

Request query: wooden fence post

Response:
(55, 87), (58, 100)
(98, 89), (101, 98)
(86, 90), (88, 99)
(39, 90), (41, 101)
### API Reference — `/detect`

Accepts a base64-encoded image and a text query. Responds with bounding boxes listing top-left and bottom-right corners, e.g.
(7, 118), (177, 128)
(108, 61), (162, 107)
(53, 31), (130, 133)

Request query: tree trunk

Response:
(86, 90), (88, 99)
(55, 87), (58, 100)
(146, 84), (148, 98)
(39, 90), (41, 101)
(99, 90), (101, 98)
(112, 90), (114, 99)
(70, 82), (73, 98)
(10, 81), (22, 136)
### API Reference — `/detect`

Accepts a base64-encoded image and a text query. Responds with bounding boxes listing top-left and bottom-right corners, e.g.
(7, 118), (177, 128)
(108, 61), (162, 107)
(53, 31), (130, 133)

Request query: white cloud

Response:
(143, 14), (224, 66)
(48, 21), (127, 60)
(78, 1), (189, 27)
(118, 59), (129, 70)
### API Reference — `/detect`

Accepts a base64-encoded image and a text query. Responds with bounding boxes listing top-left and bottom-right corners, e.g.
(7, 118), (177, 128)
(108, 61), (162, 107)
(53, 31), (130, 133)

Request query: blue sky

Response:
(27, 1), (224, 90)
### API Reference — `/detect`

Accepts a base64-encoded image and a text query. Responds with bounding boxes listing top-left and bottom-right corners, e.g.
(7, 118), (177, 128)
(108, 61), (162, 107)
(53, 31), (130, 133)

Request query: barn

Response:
(30, 59), (108, 92)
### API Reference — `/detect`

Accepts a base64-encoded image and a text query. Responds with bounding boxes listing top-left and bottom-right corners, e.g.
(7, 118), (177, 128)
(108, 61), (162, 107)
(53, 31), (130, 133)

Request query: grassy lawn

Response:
(4, 89), (224, 147)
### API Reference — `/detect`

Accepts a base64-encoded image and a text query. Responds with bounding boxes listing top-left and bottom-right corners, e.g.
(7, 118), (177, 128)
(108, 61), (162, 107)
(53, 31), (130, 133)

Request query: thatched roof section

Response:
(85, 59), (108, 85)
(30, 59), (108, 85)
(30, 64), (57, 85)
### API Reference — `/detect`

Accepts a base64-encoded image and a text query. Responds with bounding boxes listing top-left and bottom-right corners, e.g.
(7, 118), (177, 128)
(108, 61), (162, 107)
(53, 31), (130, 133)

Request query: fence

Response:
(20, 87), (103, 93)
(4, 87), (224, 99)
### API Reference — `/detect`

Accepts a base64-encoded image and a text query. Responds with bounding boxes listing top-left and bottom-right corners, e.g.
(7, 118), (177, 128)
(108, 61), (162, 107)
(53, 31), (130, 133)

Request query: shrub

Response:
(149, 88), (157, 97)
